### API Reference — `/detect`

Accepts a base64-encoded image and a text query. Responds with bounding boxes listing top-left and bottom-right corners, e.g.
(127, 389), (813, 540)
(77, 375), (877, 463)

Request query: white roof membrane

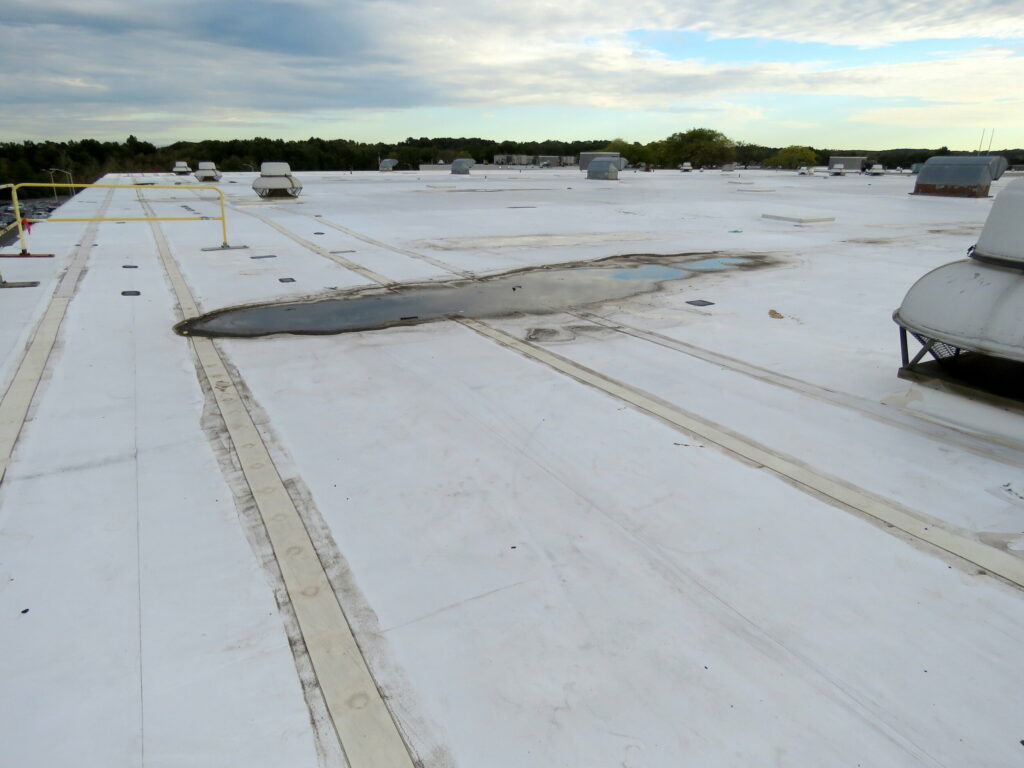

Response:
(1, 169), (1022, 767)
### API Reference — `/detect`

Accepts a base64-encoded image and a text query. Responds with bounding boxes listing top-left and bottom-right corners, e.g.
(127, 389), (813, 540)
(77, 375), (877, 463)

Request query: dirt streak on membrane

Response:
(177, 252), (773, 338)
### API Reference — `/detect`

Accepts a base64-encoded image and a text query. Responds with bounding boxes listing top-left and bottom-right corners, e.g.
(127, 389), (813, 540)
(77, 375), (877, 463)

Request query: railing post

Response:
(11, 187), (27, 255)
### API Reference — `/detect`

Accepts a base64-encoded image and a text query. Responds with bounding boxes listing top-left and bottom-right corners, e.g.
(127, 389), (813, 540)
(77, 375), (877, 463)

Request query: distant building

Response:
(493, 154), (532, 165)
(493, 154), (576, 166)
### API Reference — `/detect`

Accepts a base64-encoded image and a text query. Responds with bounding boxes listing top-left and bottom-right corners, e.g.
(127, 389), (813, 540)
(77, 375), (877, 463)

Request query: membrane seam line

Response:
(0, 189), (115, 484)
(232, 207), (399, 287)
(138, 193), (415, 768)
(457, 317), (1024, 589)
(573, 311), (1024, 464)
(286, 210), (475, 279)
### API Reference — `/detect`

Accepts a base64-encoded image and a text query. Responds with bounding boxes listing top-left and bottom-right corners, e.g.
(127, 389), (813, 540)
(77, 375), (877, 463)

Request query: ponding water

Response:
(177, 254), (762, 338)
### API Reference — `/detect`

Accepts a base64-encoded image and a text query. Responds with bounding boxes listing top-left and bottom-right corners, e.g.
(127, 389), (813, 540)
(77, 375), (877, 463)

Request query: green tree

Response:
(662, 128), (736, 168)
(764, 145), (817, 169)
(601, 138), (641, 164)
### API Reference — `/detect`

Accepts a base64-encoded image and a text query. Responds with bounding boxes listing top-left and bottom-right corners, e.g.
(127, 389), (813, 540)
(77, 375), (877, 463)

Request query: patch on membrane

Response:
(176, 252), (772, 338)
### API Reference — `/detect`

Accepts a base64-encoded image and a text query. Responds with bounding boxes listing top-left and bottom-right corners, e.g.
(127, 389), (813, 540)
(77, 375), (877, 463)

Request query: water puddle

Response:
(177, 252), (766, 338)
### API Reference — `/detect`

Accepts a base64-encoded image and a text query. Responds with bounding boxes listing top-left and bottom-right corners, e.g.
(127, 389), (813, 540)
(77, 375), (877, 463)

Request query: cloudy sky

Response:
(3, 0), (1023, 148)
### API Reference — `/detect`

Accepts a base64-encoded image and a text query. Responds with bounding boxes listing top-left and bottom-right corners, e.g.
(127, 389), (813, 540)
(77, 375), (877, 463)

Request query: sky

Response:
(2, 0), (1023, 149)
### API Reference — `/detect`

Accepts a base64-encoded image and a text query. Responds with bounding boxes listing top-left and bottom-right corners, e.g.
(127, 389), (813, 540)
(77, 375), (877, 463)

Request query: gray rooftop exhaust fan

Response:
(172, 161), (192, 175)
(379, 158), (399, 171)
(194, 162), (222, 182)
(912, 155), (1008, 198)
(252, 162), (303, 198)
(451, 158), (475, 175)
(894, 178), (1024, 384)
(587, 158), (619, 180)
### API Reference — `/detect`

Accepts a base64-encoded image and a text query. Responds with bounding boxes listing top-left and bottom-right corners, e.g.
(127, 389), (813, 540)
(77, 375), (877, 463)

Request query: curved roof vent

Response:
(252, 162), (302, 198)
(587, 158), (619, 180)
(451, 158), (475, 175)
(913, 155), (1008, 197)
(172, 161), (192, 175)
(379, 158), (399, 171)
(194, 162), (222, 182)
(894, 179), (1024, 367)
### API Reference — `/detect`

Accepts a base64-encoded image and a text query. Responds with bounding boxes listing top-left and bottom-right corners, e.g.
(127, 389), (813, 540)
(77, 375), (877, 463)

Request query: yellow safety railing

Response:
(6, 182), (240, 255)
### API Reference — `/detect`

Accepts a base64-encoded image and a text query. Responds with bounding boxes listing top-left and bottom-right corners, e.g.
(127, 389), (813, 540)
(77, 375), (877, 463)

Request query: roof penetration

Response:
(579, 151), (621, 171)
(253, 162), (302, 198)
(587, 158), (619, 180)
(896, 178), (1024, 363)
(913, 156), (1008, 197)
(195, 162), (222, 182)
(451, 158), (475, 175)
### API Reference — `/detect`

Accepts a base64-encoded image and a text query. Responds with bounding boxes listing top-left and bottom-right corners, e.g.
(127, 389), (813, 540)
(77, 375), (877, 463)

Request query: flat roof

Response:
(2, 167), (1023, 766)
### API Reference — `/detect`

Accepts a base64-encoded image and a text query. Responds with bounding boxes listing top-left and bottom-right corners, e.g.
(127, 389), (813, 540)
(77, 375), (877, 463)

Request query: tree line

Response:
(3, 131), (1021, 198)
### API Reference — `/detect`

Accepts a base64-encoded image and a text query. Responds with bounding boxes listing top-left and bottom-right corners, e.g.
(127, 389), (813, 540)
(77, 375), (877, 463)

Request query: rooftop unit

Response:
(865, 164), (885, 176)
(586, 157), (619, 180)
(579, 152), (620, 171)
(194, 162), (222, 182)
(912, 155), (1008, 198)
(252, 162), (303, 198)
(894, 179), (1024, 394)
(451, 158), (475, 175)
(828, 156), (866, 176)
(171, 161), (192, 175)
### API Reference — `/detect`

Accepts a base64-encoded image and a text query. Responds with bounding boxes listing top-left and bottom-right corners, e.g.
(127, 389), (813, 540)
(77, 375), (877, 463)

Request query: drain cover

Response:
(686, 299), (714, 306)
(122, 290), (141, 296)
(279, 277), (296, 283)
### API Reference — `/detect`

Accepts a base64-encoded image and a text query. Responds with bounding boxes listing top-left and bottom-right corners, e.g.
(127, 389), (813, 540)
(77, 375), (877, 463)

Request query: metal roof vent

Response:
(579, 152), (620, 171)
(172, 161), (192, 175)
(912, 156), (1008, 197)
(587, 158), (619, 180)
(974, 179), (1024, 267)
(379, 159), (399, 171)
(194, 162), (222, 182)
(894, 178), (1024, 373)
(451, 158), (475, 174)
(252, 162), (303, 198)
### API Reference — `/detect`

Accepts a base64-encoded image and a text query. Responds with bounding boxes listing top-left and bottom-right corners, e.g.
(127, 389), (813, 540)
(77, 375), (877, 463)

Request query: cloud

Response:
(1, 0), (1022, 145)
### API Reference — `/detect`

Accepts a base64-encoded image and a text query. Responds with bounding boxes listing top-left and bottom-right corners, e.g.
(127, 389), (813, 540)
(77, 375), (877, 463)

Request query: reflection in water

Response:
(177, 255), (754, 338)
